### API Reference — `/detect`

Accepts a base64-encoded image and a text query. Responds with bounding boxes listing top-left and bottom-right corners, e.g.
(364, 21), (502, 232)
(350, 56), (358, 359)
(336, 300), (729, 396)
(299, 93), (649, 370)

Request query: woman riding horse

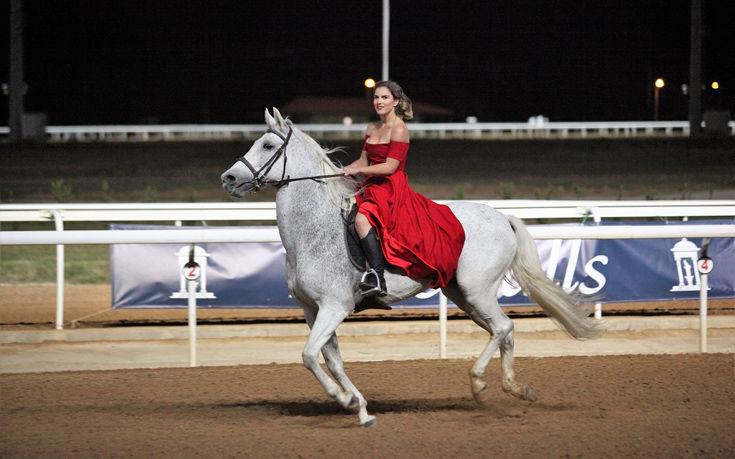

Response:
(221, 106), (600, 427)
(342, 81), (465, 296)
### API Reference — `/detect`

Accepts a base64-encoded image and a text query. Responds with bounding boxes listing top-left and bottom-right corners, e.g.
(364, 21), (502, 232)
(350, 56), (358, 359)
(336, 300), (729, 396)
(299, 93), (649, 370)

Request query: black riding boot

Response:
(359, 227), (387, 296)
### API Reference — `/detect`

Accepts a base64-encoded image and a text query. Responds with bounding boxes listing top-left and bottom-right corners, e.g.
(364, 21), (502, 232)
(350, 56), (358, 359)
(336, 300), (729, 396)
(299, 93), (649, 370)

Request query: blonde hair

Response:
(374, 80), (413, 120)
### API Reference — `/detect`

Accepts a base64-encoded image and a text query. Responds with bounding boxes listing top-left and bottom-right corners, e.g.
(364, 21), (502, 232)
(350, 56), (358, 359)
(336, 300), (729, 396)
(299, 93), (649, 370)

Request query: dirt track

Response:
(2, 284), (734, 330)
(1, 354), (733, 457)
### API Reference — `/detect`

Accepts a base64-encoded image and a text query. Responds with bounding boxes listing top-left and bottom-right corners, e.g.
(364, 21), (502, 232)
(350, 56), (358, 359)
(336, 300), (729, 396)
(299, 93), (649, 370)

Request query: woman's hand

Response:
(342, 165), (362, 176)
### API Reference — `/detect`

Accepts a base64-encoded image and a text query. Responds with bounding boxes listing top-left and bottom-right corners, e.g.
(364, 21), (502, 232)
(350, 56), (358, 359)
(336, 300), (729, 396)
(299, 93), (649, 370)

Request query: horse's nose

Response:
(221, 171), (236, 184)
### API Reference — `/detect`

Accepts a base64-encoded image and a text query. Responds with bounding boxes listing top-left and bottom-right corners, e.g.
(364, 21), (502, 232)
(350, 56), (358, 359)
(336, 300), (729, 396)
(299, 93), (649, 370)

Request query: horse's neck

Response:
(275, 181), (343, 252)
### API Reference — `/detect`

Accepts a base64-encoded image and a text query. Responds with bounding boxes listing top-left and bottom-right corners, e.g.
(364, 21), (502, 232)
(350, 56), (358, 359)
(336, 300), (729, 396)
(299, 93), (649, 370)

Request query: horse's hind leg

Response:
(499, 326), (537, 401)
(442, 280), (536, 403)
(302, 303), (376, 427)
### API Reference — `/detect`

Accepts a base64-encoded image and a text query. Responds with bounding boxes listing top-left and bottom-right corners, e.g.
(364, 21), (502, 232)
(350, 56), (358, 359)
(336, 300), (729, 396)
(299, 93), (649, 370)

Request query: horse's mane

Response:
(293, 125), (359, 211)
(266, 108), (359, 211)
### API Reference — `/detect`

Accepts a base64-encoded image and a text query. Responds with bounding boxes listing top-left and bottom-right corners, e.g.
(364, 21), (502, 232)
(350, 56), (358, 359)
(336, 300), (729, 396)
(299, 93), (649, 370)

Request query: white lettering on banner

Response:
(545, 239), (562, 278)
(561, 239), (582, 293)
(370, 239), (611, 301)
(578, 255), (608, 294)
(499, 239), (609, 299)
(415, 289), (440, 299)
(499, 278), (522, 298)
(416, 239), (609, 300)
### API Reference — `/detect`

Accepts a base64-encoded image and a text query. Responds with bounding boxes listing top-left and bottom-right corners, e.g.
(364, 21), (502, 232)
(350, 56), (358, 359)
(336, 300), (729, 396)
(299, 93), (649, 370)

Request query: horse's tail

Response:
(507, 215), (602, 340)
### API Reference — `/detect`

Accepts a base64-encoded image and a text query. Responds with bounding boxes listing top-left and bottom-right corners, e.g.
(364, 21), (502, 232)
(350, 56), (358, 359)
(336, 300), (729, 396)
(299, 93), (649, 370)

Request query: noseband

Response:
(235, 126), (343, 192)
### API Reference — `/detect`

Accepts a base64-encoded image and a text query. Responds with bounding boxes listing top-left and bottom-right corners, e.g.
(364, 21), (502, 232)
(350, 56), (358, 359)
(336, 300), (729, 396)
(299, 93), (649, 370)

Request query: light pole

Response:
(9, 0), (24, 142)
(654, 78), (665, 121)
(382, 0), (390, 81)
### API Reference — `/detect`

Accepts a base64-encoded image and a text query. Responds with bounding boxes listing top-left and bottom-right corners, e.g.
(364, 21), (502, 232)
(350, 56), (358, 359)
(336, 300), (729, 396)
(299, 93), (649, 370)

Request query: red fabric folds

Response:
(356, 138), (465, 288)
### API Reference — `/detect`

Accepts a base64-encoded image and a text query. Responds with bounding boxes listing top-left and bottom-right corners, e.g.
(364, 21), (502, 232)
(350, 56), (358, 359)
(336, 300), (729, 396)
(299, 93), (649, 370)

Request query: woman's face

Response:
(373, 86), (398, 117)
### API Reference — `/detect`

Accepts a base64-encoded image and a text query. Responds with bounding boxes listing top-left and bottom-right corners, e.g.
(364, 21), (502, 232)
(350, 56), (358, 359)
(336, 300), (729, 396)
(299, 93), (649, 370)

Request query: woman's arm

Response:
(343, 122), (408, 177)
(344, 151), (369, 169)
(343, 122), (393, 176)
(343, 157), (400, 177)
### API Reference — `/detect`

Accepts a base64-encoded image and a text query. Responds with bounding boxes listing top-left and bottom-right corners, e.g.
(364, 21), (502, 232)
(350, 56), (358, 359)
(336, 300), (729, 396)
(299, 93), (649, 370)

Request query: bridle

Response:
(235, 126), (343, 192)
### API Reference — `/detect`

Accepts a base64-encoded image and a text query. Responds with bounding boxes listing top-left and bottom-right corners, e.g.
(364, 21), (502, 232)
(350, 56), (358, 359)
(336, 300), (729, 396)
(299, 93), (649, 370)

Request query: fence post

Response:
(439, 292), (447, 358)
(698, 238), (711, 353)
(188, 278), (198, 366)
(51, 210), (65, 330)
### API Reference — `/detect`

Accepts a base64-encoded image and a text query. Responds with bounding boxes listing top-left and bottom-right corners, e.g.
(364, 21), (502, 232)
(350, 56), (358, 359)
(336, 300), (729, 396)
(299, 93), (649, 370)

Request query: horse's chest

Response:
(284, 246), (352, 298)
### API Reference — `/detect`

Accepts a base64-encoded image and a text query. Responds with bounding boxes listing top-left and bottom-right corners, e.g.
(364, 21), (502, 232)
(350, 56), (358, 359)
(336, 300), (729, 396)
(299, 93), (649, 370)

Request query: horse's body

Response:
(222, 109), (600, 427)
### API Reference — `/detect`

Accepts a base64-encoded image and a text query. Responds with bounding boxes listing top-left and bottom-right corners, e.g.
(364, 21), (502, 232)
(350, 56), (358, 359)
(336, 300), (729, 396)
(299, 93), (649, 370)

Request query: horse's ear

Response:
(264, 108), (276, 129)
(273, 107), (286, 128)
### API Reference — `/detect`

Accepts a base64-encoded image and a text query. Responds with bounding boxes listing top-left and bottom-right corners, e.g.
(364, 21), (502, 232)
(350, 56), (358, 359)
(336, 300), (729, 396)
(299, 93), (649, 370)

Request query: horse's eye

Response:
(263, 143), (274, 150)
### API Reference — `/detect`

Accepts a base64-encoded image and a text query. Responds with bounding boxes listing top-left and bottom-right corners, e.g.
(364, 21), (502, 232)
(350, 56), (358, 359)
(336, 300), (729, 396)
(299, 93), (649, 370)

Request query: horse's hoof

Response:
(347, 395), (360, 412)
(523, 384), (538, 402)
(336, 391), (354, 409)
(472, 384), (489, 403)
(360, 415), (377, 428)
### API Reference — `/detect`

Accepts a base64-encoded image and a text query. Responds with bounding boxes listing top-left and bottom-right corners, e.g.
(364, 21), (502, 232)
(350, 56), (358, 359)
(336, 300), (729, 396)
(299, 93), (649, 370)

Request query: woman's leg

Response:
(355, 212), (372, 238)
(355, 212), (387, 296)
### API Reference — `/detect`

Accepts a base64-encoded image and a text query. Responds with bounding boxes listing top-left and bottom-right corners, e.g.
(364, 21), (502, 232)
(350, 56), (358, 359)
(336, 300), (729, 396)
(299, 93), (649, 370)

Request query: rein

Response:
(236, 127), (344, 192)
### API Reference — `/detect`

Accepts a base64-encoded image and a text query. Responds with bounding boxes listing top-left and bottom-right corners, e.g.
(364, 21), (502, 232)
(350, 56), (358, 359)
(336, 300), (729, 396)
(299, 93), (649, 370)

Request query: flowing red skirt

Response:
(357, 171), (465, 288)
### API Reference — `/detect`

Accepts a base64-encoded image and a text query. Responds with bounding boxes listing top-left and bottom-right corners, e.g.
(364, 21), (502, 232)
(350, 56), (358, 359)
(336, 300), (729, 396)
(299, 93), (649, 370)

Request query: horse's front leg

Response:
(302, 303), (375, 427)
(322, 332), (375, 426)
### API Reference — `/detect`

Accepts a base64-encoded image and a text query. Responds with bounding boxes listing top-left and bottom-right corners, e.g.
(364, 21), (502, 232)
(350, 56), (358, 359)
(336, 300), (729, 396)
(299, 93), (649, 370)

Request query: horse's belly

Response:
(383, 270), (430, 303)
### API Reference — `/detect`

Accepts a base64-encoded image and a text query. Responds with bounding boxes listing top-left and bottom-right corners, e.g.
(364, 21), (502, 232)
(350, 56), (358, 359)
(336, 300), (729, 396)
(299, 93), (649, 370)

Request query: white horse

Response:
(221, 108), (600, 427)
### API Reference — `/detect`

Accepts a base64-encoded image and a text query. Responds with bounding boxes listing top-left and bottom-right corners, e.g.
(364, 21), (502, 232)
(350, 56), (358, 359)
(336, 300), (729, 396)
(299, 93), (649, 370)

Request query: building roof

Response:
(280, 97), (454, 118)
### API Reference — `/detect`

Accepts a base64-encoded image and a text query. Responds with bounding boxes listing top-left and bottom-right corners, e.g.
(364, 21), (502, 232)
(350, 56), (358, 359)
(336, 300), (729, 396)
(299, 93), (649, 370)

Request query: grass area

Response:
(0, 244), (110, 284)
(1, 136), (733, 203)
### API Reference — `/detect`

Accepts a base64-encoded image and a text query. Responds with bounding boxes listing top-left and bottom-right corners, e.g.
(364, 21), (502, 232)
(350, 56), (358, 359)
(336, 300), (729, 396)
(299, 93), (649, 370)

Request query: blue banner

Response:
(110, 220), (734, 309)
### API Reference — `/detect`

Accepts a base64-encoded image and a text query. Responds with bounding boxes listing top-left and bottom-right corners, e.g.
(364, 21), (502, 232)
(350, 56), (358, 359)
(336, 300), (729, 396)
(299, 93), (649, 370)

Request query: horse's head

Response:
(221, 108), (294, 197)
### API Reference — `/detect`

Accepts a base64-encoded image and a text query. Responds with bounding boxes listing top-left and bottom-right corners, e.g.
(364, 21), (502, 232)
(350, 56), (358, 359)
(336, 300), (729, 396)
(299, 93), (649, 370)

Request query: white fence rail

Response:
(3, 121), (734, 142)
(3, 200), (735, 223)
(2, 200), (734, 327)
(2, 224), (733, 246)
(1, 201), (733, 360)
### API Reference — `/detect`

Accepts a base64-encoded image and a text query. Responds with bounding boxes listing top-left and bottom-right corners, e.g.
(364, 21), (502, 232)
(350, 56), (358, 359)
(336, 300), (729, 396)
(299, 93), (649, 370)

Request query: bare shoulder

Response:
(366, 122), (381, 136)
(391, 121), (410, 142)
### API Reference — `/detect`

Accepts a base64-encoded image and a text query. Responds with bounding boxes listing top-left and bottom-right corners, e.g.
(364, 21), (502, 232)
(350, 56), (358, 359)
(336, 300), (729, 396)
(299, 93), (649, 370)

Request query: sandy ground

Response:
(1, 354), (733, 457)
(1, 286), (734, 457)
(2, 284), (734, 329)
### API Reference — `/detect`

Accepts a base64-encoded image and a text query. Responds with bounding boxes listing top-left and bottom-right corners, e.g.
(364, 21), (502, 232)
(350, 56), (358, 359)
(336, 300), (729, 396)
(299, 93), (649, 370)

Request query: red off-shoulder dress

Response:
(356, 137), (465, 288)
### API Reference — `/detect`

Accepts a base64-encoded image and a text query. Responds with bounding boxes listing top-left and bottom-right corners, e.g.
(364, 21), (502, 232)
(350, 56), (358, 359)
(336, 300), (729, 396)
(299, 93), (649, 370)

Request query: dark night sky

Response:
(2, 0), (733, 125)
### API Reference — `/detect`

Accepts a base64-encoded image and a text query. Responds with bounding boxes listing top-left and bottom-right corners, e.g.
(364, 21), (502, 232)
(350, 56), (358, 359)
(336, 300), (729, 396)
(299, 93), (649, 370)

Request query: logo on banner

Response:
(499, 239), (608, 298)
(670, 238), (707, 292)
(413, 238), (611, 301)
(170, 245), (217, 299)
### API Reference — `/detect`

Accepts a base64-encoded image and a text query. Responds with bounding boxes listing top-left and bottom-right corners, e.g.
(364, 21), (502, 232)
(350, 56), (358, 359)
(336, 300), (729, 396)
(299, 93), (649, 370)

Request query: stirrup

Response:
(359, 269), (387, 297)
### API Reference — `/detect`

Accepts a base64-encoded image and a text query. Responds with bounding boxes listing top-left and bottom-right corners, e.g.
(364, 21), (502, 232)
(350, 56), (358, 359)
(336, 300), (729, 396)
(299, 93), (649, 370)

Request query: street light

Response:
(654, 78), (665, 121)
(364, 78), (376, 101)
(711, 81), (719, 90)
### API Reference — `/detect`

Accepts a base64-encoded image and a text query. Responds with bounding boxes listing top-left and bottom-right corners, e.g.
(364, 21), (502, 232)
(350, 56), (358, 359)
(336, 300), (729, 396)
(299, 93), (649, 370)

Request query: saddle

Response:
(344, 205), (392, 313)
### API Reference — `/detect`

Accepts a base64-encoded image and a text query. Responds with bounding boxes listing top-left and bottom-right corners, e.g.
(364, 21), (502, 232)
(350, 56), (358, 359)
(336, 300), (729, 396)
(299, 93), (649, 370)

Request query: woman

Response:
(342, 80), (465, 296)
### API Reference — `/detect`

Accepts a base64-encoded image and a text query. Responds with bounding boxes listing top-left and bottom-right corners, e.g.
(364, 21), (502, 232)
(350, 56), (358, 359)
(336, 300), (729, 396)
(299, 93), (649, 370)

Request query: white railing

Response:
(2, 200), (733, 359)
(3, 200), (734, 223)
(2, 224), (734, 246)
(2, 200), (734, 321)
(3, 121), (733, 142)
